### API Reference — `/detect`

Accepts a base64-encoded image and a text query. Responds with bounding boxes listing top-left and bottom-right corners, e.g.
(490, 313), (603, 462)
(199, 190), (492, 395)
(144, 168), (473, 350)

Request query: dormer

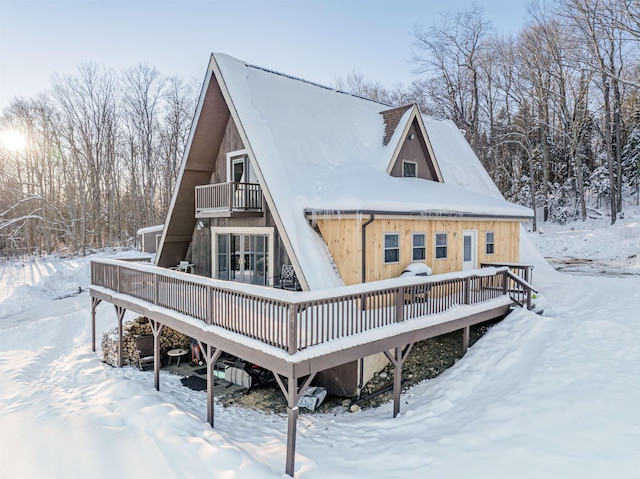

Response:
(383, 105), (444, 183)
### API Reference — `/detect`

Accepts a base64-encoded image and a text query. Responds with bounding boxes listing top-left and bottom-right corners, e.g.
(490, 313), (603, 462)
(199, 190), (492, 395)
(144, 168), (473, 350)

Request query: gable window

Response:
(412, 233), (426, 261)
(384, 233), (400, 264)
(435, 233), (448, 259)
(402, 161), (417, 178)
(485, 231), (495, 255)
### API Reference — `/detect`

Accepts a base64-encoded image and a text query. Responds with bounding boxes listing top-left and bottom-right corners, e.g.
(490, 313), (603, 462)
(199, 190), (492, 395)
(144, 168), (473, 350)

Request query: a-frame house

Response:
(155, 53), (532, 394)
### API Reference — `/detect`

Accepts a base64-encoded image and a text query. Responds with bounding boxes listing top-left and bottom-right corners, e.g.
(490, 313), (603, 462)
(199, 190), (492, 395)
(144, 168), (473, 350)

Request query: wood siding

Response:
(188, 116), (291, 281)
(389, 119), (438, 181)
(211, 115), (245, 184)
(315, 216), (520, 285)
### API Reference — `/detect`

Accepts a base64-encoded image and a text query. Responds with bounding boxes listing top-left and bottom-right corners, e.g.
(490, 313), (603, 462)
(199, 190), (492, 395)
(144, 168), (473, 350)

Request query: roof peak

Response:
(213, 52), (394, 108)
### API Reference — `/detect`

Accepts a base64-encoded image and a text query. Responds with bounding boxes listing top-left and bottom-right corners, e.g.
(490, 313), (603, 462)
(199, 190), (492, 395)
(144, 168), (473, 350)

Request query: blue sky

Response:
(0, 0), (530, 110)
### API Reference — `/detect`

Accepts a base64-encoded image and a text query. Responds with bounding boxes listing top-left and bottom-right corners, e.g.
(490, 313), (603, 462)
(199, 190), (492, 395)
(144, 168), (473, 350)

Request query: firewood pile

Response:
(101, 316), (191, 367)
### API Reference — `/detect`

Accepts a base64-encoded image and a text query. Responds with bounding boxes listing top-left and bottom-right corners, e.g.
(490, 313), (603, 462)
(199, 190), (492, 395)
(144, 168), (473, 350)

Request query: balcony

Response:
(195, 182), (263, 218)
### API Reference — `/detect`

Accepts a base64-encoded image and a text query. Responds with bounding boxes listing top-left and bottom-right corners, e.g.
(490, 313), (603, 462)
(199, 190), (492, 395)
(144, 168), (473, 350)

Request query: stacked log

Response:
(101, 316), (191, 367)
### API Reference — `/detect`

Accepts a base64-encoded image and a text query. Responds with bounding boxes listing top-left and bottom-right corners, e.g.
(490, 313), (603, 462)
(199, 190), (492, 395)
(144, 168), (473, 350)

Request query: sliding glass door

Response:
(216, 233), (269, 286)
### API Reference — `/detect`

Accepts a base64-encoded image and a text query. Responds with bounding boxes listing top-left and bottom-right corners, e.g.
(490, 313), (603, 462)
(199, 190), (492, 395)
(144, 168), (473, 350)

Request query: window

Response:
(412, 233), (426, 261)
(402, 161), (417, 178)
(486, 231), (495, 255)
(384, 233), (400, 264)
(435, 233), (448, 259)
(227, 150), (257, 183)
(212, 227), (273, 286)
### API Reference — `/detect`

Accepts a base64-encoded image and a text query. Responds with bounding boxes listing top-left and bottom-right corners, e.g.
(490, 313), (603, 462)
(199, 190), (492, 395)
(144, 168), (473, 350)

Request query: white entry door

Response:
(462, 230), (477, 270)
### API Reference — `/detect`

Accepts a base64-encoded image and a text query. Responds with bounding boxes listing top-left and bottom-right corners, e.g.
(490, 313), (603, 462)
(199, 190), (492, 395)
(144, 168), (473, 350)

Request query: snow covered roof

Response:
(211, 54), (532, 290)
(136, 224), (164, 235)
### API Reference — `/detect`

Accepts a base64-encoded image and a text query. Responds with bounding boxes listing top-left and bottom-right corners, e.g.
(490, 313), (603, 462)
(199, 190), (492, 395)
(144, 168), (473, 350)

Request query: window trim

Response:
(412, 232), (426, 261)
(402, 160), (418, 178)
(383, 232), (400, 264)
(485, 231), (495, 255)
(226, 149), (249, 183)
(434, 232), (448, 260)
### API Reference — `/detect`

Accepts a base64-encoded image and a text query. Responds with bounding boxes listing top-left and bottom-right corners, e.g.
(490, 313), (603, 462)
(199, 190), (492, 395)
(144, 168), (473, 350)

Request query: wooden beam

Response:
(163, 235), (194, 243)
(114, 305), (126, 368)
(185, 161), (215, 172)
(384, 344), (413, 418)
(303, 304), (510, 375)
(90, 297), (101, 352)
(198, 340), (222, 427)
(462, 326), (470, 353)
(273, 372), (317, 477)
(149, 319), (164, 391)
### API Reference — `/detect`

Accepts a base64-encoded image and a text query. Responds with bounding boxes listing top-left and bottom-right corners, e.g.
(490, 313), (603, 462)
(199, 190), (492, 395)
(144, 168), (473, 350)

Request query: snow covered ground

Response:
(1, 215), (639, 478)
(527, 202), (640, 277)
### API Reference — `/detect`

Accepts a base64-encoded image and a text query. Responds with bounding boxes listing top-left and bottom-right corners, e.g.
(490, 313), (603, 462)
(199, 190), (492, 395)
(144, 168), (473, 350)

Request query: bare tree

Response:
(412, 3), (493, 148)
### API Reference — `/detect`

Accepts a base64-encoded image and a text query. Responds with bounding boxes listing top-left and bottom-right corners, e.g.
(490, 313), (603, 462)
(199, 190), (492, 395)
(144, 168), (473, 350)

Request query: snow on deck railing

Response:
(91, 259), (512, 354)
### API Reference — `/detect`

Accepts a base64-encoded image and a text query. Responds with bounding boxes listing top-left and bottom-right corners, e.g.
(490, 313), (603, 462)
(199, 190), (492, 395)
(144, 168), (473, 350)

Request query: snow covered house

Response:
(154, 53), (533, 395)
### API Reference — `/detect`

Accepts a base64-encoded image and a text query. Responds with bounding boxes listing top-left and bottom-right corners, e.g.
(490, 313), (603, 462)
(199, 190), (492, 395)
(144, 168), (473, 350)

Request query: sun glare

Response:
(0, 129), (27, 152)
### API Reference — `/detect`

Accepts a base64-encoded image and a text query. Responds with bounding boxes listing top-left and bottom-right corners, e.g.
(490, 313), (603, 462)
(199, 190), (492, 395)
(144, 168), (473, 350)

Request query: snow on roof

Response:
(136, 224), (164, 235)
(424, 117), (503, 198)
(213, 54), (532, 290)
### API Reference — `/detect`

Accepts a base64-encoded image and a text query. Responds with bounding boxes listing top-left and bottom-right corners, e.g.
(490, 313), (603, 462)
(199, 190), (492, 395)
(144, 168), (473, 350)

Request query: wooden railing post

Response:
(464, 276), (471, 304)
(153, 272), (159, 305)
(207, 286), (213, 325)
(228, 183), (233, 213)
(396, 287), (405, 322)
(502, 270), (508, 295)
(117, 265), (121, 293)
(288, 303), (298, 354)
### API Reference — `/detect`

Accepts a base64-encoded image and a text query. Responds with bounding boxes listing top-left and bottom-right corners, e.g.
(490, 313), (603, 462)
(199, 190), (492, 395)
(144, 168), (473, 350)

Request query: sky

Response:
(0, 0), (531, 111)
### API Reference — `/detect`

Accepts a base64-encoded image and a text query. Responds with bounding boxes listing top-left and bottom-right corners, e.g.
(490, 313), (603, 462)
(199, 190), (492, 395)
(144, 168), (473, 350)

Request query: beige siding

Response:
(316, 216), (520, 285)
(315, 217), (362, 286)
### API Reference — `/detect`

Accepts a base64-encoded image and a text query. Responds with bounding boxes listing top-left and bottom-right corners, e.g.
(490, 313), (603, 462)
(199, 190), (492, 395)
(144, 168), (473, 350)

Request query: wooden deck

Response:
(89, 258), (535, 477)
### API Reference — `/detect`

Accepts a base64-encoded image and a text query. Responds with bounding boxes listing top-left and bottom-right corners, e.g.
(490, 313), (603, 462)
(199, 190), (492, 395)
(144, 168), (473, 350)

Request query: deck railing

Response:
(195, 182), (263, 215)
(481, 262), (533, 283)
(91, 259), (529, 354)
(481, 262), (537, 310)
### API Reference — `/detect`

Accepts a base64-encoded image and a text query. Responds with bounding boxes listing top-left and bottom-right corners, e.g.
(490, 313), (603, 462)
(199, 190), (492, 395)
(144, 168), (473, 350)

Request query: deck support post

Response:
(149, 319), (164, 391)
(274, 372), (316, 477)
(286, 405), (299, 477)
(90, 297), (101, 352)
(384, 344), (414, 418)
(114, 305), (126, 368)
(198, 340), (222, 428)
(462, 326), (470, 353)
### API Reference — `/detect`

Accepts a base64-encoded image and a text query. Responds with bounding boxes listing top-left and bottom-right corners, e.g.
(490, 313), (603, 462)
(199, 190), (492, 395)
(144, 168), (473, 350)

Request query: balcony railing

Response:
(195, 182), (263, 217)
(90, 259), (533, 355)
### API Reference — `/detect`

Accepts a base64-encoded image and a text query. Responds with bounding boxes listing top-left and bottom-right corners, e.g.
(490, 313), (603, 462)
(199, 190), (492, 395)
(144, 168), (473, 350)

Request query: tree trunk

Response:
(602, 73), (617, 225)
